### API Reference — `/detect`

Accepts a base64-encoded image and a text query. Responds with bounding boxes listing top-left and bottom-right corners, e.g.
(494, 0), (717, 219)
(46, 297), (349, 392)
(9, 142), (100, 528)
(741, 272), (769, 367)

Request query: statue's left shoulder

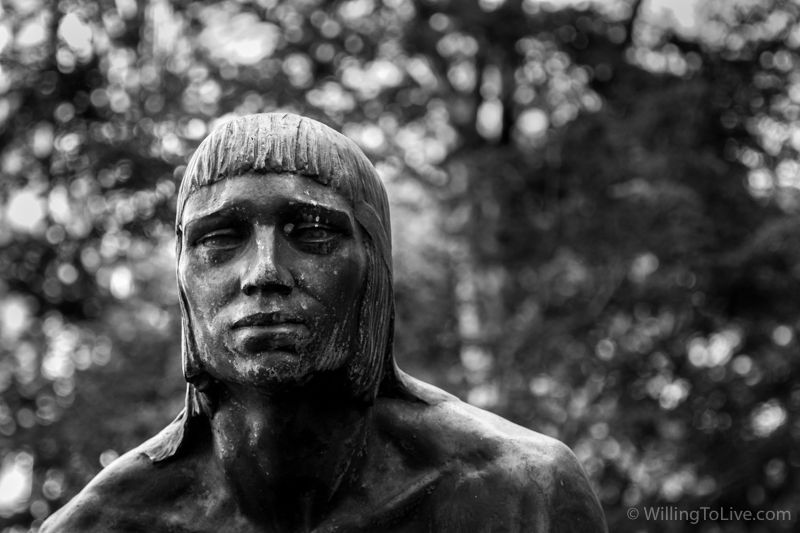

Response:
(497, 432), (608, 533)
(452, 399), (609, 533)
(383, 387), (608, 533)
(376, 379), (607, 532)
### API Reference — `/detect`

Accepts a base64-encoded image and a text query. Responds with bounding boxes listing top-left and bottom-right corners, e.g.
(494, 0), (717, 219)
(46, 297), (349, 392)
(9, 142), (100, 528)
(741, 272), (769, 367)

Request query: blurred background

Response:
(1, 0), (799, 531)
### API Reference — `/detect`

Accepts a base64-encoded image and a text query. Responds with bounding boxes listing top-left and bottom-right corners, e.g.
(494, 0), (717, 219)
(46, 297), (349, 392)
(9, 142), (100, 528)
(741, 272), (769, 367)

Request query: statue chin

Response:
(197, 339), (355, 392)
(204, 349), (314, 388)
(186, 315), (358, 390)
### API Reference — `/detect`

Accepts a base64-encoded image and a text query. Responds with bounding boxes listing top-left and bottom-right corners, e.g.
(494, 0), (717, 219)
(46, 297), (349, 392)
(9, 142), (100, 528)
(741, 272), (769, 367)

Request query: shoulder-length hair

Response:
(144, 113), (423, 462)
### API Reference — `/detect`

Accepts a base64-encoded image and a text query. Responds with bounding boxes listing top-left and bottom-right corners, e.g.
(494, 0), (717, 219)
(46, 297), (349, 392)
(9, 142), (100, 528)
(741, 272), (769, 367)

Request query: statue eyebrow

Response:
(181, 201), (355, 236)
(181, 205), (242, 231)
(288, 203), (354, 230)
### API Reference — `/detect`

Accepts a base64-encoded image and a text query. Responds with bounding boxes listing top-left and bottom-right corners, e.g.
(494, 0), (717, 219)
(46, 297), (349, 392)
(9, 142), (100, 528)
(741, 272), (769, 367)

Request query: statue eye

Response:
(285, 218), (342, 253)
(291, 224), (339, 247)
(284, 208), (353, 253)
(196, 229), (243, 250)
(293, 224), (337, 242)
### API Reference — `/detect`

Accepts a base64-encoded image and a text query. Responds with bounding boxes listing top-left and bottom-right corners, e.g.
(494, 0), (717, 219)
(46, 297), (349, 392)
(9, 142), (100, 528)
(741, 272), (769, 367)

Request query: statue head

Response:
(175, 113), (399, 412)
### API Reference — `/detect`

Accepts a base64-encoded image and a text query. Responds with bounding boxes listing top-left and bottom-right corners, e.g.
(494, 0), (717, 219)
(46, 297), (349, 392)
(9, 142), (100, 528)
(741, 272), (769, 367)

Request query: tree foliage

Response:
(1, 0), (799, 531)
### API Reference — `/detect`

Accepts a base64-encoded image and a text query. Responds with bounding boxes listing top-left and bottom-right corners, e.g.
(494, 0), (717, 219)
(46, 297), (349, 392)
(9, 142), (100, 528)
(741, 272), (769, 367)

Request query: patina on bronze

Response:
(42, 113), (607, 532)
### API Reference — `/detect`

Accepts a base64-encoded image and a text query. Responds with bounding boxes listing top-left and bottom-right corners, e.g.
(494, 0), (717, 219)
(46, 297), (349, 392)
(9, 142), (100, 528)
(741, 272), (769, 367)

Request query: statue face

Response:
(178, 172), (367, 388)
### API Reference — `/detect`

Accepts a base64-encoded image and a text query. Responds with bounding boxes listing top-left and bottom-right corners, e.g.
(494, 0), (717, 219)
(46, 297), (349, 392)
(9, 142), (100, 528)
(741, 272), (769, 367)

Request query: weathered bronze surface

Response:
(42, 113), (607, 532)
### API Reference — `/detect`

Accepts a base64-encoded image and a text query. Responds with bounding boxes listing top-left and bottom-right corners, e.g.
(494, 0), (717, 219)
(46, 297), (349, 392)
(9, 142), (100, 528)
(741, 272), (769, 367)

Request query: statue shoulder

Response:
(40, 448), (154, 532)
(377, 384), (608, 532)
(41, 437), (204, 533)
(494, 431), (608, 533)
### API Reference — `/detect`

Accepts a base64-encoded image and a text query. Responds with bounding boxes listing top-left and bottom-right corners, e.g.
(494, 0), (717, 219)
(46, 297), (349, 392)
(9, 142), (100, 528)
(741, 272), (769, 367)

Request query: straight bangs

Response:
(176, 113), (388, 230)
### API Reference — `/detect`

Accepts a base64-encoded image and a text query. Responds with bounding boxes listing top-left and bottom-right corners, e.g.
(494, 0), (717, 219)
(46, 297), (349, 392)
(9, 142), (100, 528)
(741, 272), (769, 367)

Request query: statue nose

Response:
(240, 225), (292, 296)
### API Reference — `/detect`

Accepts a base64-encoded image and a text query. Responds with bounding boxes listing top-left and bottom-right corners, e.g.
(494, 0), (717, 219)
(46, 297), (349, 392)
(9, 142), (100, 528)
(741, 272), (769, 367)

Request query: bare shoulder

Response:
(377, 377), (608, 532)
(40, 439), (202, 533)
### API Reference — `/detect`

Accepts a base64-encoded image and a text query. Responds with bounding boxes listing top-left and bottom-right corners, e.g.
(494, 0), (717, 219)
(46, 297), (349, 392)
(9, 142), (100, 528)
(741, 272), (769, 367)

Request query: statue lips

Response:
(231, 312), (309, 353)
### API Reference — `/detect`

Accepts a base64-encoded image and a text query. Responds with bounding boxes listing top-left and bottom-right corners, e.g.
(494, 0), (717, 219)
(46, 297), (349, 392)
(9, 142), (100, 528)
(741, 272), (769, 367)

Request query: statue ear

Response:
(179, 288), (216, 415)
(181, 320), (204, 383)
(183, 342), (215, 418)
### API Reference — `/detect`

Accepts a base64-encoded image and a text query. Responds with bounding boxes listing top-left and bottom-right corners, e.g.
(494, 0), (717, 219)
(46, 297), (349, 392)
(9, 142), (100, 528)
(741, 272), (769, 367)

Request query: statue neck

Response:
(207, 379), (371, 530)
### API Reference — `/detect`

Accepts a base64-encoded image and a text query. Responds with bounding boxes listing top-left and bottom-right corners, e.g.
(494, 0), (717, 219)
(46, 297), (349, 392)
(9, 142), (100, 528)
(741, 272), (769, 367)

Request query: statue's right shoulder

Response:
(40, 420), (209, 533)
(40, 447), (164, 532)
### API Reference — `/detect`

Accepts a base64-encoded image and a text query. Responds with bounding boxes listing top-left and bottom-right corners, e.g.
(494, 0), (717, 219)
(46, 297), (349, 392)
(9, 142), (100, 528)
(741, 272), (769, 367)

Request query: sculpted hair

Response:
(176, 113), (401, 416)
(143, 113), (427, 462)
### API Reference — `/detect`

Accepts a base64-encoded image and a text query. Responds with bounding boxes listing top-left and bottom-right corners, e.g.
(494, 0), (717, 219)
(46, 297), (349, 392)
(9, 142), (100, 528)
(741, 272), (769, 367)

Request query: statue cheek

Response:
(305, 270), (357, 317)
(334, 256), (367, 305)
(180, 273), (225, 336)
(185, 254), (241, 299)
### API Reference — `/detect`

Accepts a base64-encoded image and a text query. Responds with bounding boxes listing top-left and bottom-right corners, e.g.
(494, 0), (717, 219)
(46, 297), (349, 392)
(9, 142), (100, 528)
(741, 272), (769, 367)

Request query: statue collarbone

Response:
(41, 384), (604, 533)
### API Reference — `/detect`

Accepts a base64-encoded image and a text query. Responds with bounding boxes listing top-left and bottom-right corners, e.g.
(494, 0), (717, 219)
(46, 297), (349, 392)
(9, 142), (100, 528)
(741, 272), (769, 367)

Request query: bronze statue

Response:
(42, 113), (607, 532)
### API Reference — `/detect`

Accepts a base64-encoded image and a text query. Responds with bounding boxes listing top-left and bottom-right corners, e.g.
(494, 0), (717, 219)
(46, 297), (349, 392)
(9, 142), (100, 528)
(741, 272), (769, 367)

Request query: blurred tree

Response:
(1, 0), (800, 532)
